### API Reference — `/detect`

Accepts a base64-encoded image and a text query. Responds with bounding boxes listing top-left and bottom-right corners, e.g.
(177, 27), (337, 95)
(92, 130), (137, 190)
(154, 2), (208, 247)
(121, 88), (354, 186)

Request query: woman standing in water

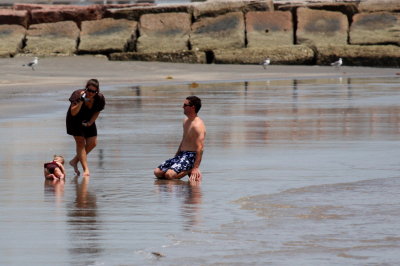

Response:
(66, 79), (105, 177)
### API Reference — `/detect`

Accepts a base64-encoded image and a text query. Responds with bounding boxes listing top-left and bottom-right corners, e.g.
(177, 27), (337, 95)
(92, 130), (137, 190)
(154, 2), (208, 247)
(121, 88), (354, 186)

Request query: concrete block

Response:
(350, 12), (400, 45)
(137, 12), (190, 53)
(0, 9), (29, 28)
(213, 46), (314, 65)
(28, 4), (104, 25)
(297, 7), (348, 46)
(191, 12), (245, 50)
(246, 11), (293, 47)
(316, 45), (400, 67)
(359, 0), (400, 12)
(191, 0), (273, 19)
(108, 4), (189, 21)
(80, 18), (137, 53)
(25, 21), (79, 55)
(0, 24), (26, 56)
(109, 51), (206, 64)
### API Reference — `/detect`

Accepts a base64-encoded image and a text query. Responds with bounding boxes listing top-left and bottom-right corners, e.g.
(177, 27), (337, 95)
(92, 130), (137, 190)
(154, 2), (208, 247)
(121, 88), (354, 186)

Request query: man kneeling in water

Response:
(154, 96), (206, 182)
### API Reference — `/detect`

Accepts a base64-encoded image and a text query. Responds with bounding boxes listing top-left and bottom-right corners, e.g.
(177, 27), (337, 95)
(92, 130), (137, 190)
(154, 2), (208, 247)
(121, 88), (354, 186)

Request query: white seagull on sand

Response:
(330, 58), (342, 68)
(22, 57), (39, 70)
(262, 57), (270, 69)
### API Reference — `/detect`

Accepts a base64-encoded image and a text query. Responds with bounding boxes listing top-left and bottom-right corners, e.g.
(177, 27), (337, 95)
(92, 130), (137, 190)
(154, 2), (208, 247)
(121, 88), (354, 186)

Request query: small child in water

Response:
(44, 155), (66, 179)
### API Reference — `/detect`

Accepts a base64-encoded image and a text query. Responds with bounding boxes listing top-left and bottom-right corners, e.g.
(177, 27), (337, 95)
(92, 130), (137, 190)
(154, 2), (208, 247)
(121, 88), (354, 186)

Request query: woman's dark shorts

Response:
(67, 122), (97, 138)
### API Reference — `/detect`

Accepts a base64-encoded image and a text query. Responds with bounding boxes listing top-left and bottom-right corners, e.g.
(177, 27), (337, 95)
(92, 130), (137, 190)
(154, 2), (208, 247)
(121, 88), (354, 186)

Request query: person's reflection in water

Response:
(67, 176), (102, 265)
(347, 78), (353, 100)
(44, 179), (65, 207)
(292, 79), (298, 113)
(98, 148), (104, 169)
(131, 85), (141, 97)
(154, 179), (202, 230)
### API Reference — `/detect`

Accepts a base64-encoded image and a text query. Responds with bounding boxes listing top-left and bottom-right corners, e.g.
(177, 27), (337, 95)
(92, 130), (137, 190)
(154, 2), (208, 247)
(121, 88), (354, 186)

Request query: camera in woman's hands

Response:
(80, 93), (87, 102)
(80, 93), (90, 102)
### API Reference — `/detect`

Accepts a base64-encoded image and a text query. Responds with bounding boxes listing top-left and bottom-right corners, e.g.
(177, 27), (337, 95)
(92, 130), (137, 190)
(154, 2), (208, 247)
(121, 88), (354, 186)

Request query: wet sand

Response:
(1, 56), (400, 265)
(1, 55), (399, 91)
(2, 55), (398, 123)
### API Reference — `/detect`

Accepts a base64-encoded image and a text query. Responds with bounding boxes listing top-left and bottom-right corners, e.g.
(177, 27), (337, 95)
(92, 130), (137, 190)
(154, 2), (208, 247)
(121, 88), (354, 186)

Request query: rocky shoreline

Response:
(0, 0), (399, 67)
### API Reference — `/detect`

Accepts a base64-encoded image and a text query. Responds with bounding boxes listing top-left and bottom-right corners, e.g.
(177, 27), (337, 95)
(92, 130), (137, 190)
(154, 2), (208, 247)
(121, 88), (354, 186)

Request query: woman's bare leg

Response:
(73, 136), (87, 176)
(71, 136), (97, 176)
(69, 156), (80, 176)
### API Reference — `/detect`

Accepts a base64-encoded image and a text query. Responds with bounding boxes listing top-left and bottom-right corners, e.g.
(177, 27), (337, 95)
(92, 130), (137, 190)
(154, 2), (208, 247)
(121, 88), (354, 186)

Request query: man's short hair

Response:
(186, 96), (201, 113)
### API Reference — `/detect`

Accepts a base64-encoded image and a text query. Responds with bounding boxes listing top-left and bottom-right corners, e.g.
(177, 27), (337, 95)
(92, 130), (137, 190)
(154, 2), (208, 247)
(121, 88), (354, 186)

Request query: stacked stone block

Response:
(296, 8), (348, 46)
(25, 21), (79, 55)
(350, 12), (400, 45)
(0, 0), (399, 67)
(245, 11), (293, 48)
(79, 18), (138, 54)
(137, 12), (191, 53)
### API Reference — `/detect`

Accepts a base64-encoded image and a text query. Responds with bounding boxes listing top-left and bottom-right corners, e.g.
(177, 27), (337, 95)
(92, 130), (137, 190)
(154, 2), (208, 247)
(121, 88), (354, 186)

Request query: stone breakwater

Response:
(0, 0), (399, 67)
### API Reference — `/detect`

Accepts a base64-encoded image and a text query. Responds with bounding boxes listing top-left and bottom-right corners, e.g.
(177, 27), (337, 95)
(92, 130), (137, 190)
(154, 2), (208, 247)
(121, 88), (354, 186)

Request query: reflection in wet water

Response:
(97, 148), (104, 169)
(44, 179), (65, 207)
(1, 75), (400, 265)
(154, 179), (202, 230)
(67, 176), (101, 265)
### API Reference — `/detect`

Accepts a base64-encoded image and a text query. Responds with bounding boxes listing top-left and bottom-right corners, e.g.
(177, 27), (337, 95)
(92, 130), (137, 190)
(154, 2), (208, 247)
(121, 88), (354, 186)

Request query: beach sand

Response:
(1, 55), (399, 91)
(2, 55), (400, 265)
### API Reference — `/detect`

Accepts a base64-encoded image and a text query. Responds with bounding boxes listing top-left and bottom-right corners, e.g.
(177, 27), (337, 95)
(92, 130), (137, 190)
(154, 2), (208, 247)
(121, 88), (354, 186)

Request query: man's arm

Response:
(189, 123), (206, 181)
(192, 143), (204, 169)
(175, 118), (186, 156)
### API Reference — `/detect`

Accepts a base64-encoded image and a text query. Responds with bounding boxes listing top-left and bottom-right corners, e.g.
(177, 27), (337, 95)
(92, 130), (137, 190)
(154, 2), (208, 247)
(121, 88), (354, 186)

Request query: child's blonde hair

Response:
(53, 155), (65, 164)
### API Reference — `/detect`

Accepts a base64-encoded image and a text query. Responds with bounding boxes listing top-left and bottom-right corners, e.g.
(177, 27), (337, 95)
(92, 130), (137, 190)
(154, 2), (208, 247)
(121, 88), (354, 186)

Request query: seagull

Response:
(22, 57), (39, 70)
(262, 57), (270, 69)
(330, 58), (342, 68)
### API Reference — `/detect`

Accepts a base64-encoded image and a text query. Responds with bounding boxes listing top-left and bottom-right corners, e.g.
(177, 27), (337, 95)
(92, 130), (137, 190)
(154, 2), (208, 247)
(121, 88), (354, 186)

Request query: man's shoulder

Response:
(185, 116), (205, 127)
(196, 116), (205, 125)
(193, 117), (206, 132)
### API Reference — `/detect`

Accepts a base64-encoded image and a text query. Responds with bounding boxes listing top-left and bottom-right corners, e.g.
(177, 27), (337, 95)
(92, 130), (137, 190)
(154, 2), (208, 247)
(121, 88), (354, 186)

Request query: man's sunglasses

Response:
(183, 103), (193, 107)
(85, 88), (98, 93)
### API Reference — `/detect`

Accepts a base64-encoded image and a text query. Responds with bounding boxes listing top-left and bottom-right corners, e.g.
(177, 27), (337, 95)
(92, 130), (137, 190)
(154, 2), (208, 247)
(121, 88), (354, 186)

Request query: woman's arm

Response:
(70, 100), (84, 116)
(70, 91), (85, 116)
(84, 111), (100, 127)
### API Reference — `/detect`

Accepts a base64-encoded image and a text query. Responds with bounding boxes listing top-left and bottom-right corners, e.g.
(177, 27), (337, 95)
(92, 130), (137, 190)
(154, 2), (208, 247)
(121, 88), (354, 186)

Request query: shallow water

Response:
(1, 75), (400, 265)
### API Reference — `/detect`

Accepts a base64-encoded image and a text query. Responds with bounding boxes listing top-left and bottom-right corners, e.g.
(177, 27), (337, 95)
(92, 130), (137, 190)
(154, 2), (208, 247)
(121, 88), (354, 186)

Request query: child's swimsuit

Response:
(44, 161), (59, 174)
(158, 151), (196, 173)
